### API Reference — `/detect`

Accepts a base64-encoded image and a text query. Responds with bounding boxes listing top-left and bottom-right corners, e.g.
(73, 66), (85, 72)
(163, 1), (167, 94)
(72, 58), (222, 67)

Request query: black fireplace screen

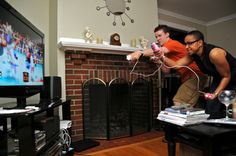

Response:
(82, 78), (151, 140)
(131, 78), (151, 135)
(108, 78), (130, 139)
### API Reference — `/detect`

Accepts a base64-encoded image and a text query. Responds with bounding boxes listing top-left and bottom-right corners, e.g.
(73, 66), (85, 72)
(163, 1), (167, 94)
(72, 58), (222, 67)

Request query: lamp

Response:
(96, 0), (134, 26)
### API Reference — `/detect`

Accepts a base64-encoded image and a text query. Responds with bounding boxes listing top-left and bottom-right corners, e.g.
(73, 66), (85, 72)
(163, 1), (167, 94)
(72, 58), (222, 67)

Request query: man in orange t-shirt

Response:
(128, 25), (206, 106)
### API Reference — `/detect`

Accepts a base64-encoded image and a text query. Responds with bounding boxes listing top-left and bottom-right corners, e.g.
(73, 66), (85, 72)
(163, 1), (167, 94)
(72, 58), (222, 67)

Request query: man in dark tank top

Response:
(155, 30), (236, 115)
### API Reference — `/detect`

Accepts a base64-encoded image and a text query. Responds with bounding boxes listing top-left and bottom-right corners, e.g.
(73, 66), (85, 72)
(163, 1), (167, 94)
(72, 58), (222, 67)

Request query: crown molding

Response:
(159, 9), (236, 26)
(207, 13), (236, 26)
(159, 20), (196, 31)
(158, 9), (207, 26)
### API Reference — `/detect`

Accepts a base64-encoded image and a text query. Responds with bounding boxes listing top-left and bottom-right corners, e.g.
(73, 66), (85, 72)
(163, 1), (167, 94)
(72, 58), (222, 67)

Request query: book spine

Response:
(184, 110), (205, 115)
(164, 108), (181, 113)
(157, 116), (185, 126)
(160, 111), (187, 118)
(164, 109), (205, 116)
(158, 113), (187, 122)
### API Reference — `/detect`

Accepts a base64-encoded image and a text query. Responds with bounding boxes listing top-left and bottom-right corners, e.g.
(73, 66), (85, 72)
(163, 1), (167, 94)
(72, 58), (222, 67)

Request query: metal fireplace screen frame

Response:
(82, 78), (151, 140)
(82, 78), (107, 139)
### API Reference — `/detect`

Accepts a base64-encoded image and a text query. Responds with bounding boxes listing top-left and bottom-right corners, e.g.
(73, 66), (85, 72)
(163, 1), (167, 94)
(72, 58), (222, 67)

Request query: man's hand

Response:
(126, 51), (143, 61)
(150, 56), (162, 64)
(204, 93), (217, 100)
(154, 47), (166, 58)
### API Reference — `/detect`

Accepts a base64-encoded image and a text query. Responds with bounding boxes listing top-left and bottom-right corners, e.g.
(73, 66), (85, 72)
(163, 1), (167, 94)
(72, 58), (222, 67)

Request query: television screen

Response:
(0, 0), (44, 108)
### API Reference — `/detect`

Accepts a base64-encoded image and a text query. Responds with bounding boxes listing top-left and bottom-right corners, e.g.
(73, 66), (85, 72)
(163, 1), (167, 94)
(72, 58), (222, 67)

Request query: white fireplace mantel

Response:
(58, 37), (142, 55)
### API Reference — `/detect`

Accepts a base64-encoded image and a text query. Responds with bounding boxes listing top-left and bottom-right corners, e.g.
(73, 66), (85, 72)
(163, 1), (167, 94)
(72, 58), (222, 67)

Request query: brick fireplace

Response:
(58, 38), (161, 141)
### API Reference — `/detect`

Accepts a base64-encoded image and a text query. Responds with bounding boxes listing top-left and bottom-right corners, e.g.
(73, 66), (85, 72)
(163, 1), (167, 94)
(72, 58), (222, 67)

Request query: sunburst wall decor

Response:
(96, 0), (134, 26)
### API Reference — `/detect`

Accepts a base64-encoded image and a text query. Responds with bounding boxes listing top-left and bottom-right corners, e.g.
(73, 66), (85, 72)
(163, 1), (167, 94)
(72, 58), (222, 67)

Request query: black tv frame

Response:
(0, 0), (45, 108)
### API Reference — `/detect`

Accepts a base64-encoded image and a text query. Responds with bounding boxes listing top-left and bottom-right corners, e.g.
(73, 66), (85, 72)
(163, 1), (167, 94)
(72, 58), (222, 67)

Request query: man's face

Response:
(154, 29), (169, 46)
(184, 35), (201, 55)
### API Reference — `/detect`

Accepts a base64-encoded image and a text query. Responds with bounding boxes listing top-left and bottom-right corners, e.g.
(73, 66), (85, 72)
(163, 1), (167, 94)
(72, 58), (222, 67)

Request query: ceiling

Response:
(158, 0), (236, 23)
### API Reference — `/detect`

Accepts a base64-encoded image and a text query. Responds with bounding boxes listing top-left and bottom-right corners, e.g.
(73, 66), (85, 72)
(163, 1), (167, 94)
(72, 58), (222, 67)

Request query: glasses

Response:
(185, 39), (199, 46)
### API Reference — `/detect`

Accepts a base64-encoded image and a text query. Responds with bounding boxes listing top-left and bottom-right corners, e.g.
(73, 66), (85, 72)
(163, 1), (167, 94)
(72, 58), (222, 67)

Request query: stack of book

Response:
(157, 107), (209, 126)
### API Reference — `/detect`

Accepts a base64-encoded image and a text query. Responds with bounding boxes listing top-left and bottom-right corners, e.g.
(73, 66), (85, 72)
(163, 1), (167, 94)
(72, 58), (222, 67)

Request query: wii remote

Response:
(126, 55), (131, 60)
(151, 42), (160, 52)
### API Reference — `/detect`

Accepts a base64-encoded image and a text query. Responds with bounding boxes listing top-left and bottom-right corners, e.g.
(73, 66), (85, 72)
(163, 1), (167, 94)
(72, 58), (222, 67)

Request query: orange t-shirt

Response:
(163, 39), (204, 82)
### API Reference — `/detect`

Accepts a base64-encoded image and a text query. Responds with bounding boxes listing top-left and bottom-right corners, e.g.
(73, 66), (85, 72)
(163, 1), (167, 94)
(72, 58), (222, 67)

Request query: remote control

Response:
(151, 42), (160, 52)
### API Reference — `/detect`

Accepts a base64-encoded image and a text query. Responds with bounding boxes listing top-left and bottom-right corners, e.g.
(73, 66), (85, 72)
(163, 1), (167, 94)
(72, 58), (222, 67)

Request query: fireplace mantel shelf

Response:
(58, 37), (142, 55)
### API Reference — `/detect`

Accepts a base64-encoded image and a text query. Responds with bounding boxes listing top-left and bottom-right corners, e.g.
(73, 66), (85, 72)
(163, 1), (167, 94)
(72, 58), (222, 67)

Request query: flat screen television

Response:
(0, 0), (44, 108)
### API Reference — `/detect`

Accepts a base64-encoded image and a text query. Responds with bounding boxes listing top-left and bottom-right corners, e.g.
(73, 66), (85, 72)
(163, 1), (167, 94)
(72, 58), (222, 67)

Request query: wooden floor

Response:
(74, 130), (179, 156)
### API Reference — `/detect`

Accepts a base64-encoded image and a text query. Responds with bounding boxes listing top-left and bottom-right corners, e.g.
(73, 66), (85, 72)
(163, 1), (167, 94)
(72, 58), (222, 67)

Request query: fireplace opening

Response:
(131, 78), (152, 135)
(82, 78), (152, 140)
(83, 78), (107, 139)
(108, 78), (130, 139)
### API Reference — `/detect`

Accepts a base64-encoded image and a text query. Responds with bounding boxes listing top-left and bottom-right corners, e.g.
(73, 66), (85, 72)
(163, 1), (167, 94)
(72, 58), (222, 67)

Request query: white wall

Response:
(158, 12), (207, 37)
(57, 0), (158, 45)
(207, 18), (236, 57)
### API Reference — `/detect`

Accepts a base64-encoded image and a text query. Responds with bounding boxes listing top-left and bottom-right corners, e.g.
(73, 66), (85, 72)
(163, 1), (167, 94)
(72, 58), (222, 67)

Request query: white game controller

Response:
(126, 55), (131, 61)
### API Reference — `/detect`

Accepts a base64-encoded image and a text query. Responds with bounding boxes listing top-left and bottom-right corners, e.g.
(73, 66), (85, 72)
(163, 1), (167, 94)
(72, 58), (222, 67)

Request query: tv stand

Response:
(2, 98), (33, 109)
(38, 98), (62, 109)
(16, 97), (27, 109)
(0, 99), (71, 156)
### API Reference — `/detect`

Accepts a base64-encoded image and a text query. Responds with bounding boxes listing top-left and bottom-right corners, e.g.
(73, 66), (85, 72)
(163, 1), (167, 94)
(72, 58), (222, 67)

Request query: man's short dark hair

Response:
(154, 25), (170, 33)
(187, 30), (205, 42)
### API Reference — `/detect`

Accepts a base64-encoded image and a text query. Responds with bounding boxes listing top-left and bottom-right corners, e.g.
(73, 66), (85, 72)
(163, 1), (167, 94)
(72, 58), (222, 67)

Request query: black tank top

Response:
(192, 43), (236, 83)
